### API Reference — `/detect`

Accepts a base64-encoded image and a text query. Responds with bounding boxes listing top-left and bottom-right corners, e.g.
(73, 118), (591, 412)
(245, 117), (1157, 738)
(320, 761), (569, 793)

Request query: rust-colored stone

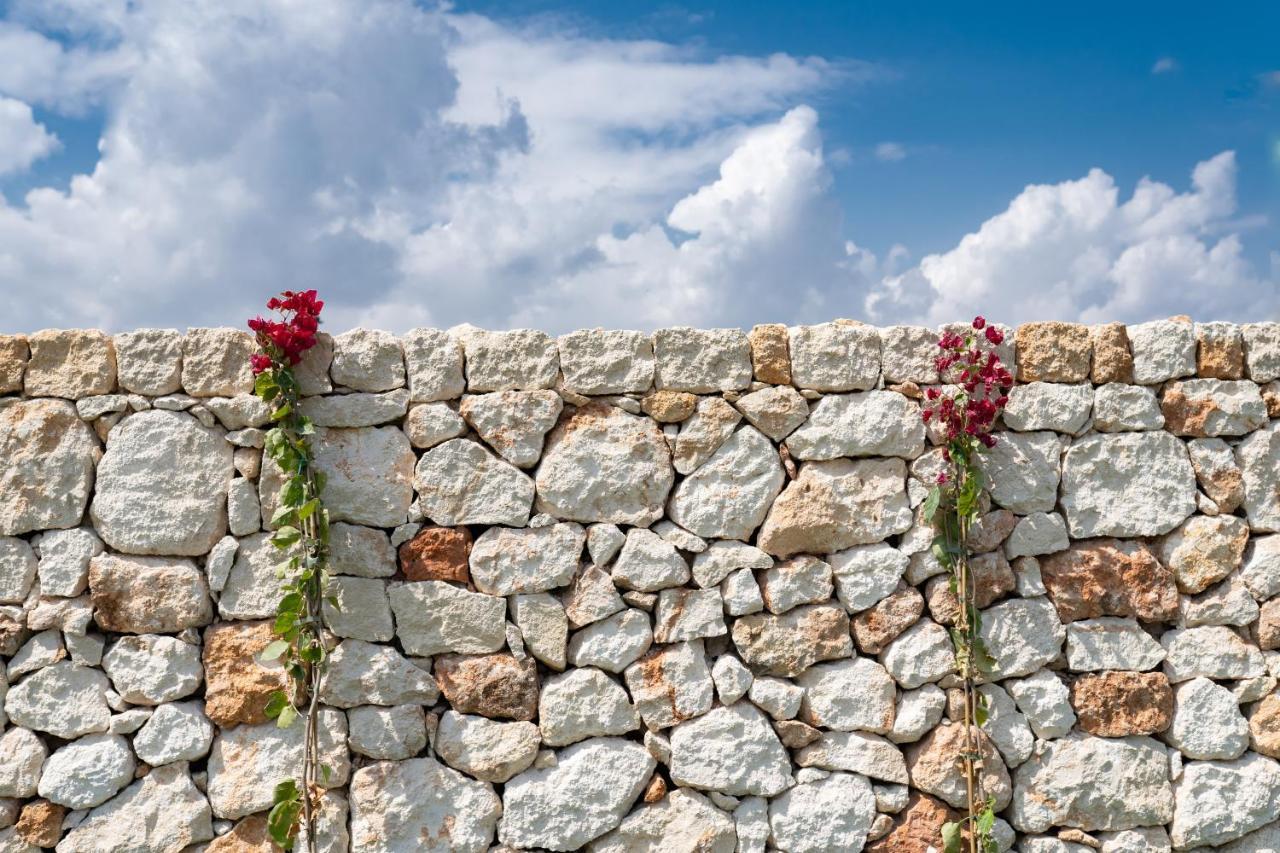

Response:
(1090, 323), (1134, 384)
(748, 323), (792, 385)
(0, 334), (28, 394)
(1160, 382), (1222, 437)
(773, 719), (822, 749)
(1196, 324), (1245, 379)
(1258, 598), (1280, 651)
(642, 774), (668, 804)
(1249, 693), (1280, 759)
(852, 586), (924, 654)
(434, 652), (539, 721)
(1039, 539), (1179, 623)
(206, 816), (278, 852)
(1070, 671), (1173, 737)
(1263, 382), (1280, 418)
(398, 526), (471, 583)
(905, 722), (1012, 811)
(865, 792), (956, 853)
(202, 620), (289, 727)
(1015, 322), (1092, 382)
(16, 800), (65, 848)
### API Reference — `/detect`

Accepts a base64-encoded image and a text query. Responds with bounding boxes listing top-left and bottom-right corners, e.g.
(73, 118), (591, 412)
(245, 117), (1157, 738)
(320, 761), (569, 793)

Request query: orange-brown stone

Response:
(1196, 324), (1245, 379)
(640, 390), (697, 423)
(203, 620), (289, 727)
(206, 816), (279, 852)
(1039, 539), (1179, 623)
(1090, 323), (1134, 384)
(865, 792), (956, 853)
(749, 323), (792, 384)
(398, 526), (471, 583)
(1070, 671), (1173, 737)
(434, 652), (539, 721)
(1259, 598), (1280, 651)
(16, 800), (65, 848)
(1016, 322), (1092, 382)
(852, 586), (924, 654)
(1249, 693), (1280, 758)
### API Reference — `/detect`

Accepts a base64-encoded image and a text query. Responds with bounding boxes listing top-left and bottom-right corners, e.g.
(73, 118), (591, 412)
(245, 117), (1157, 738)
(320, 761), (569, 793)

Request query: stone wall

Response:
(0, 318), (1279, 852)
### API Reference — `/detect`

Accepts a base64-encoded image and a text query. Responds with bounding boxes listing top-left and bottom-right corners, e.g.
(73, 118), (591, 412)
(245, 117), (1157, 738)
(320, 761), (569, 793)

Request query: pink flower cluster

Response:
(248, 290), (324, 374)
(922, 316), (1014, 450)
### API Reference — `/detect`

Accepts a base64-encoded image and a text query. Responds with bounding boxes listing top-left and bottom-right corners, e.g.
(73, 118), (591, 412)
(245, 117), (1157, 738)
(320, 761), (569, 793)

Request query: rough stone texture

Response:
(1161, 379), (1268, 437)
(540, 667), (639, 746)
(1128, 318), (1196, 384)
(769, 772), (876, 852)
(654, 327), (752, 393)
(460, 390), (563, 468)
(1243, 322), (1280, 381)
(535, 404), (674, 525)
(415, 438), (534, 526)
(55, 763), (213, 853)
(1040, 539), (1179, 623)
(91, 410), (232, 555)
(1188, 436), (1246, 513)
(668, 426), (783, 540)
(731, 603), (852, 677)
(0, 400), (99, 536)
(623, 640), (714, 729)
(758, 458), (912, 558)
(786, 391), (924, 460)
(330, 328), (405, 392)
(788, 322), (881, 391)
(1065, 617), (1166, 671)
(201, 620), (287, 726)
(435, 711), (538, 781)
(24, 330), (116, 398)
(1060, 432), (1196, 537)
(796, 657), (896, 734)
(980, 597), (1066, 678)
(349, 756), (501, 853)
(670, 703), (793, 796)
(89, 553), (213, 634)
(558, 329), (655, 395)
(319, 638), (439, 708)
(0, 334), (29, 393)
(865, 792), (953, 853)
(402, 327), (465, 402)
(398, 524), (471, 583)
(1165, 677), (1249, 760)
(500, 738), (655, 850)
(456, 327), (559, 392)
(733, 385), (809, 441)
(133, 701), (214, 765)
(469, 522), (584, 596)
(435, 652), (539, 721)
(748, 323), (791, 384)
(37, 733), (134, 809)
(1011, 734), (1174, 834)
(1093, 382), (1164, 432)
(1161, 625), (1265, 682)
(113, 329), (183, 395)
(979, 431), (1061, 514)
(101, 634), (202, 704)
(880, 618), (954, 689)
(403, 401), (466, 448)
(1169, 753), (1280, 848)
(593, 788), (737, 853)
(1016, 322), (1092, 382)
(1157, 514), (1249, 594)
(1237, 420), (1280, 532)
(1003, 382), (1093, 433)
(907, 723), (1012, 810)
(1069, 672), (1173, 737)
(181, 328), (255, 397)
(390, 581), (506, 656)
(6, 662), (110, 738)
(1197, 321), (1245, 379)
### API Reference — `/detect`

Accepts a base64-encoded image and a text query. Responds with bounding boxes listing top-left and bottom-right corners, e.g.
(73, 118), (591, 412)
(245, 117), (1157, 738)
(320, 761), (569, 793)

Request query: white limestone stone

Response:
(880, 618), (953, 689)
(888, 683), (946, 744)
(349, 756), (501, 853)
(512, 593), (568, 670)
(460, 390), (563, 468)
(747, 676), (803, 721)
(0, 400), (99, 537)
(829, 543), (909, 612)
(981, 597), (1066, 678)
(979, 431), (1062, 514)
(653, 587), (727, 642)
(329, 522), (395, 578)
(402, 328), (465, 402)
(101, 634), (202, 705)
(433, 710), (537, 781)
(1243, 322), (1280, 381)
(611, 528), (690, 591)
(653, 327), (752, 393)
(711, 654), (753, 705)
(722, 568), (765, 616)
(623, 639), (714, 729)
(415, 437), (534, 527)
(978, 682), (1034, 768)
(794, 730), (909, 783)
(785, 391), (924, 460)
(388, 580), (507, 657)
(55, 762), (213, 853)
(788, 322), (881, 391)
(1237, 420), (1280, 532)
(113, 328), (183, 395)
(0, 728), (46, 798)
(345, 704), (428, 761)
(33, 527), (102, 598)
(1003, 382), (1093, 433)
(403, 401), (466, 448)
(1242, 534), (1280, 600)
(319, 638), (440, 708)
(1005, 512), (1069, 559)
(469, 522), (584, 596)
(89, 553), (213, 633)
(1093, 383), (1164, 432)
(568, 608), (652, 673)
(540, 667), (639, 746)
(297, 389), (409, 428)
(5, 662), (110, 739)
(796, 656), (896, 734)
(454, 326), (559, 392)
(1129, 318), (1196, 384)
(732, 385), (809, 441)
(1170, 753), (1280, 848)
(1161, 625), (1266, 682)
(557, 329), (655, 395)
(1065, 617), (1166, 672)
(330, 328), (405, 392)
(38, 733), (134, 809)
(668, 426), (784, 540)
(1164, 677), (1248, 760)
(1007, 669), (1076, 739)
(593, 788), (736, 853)
(133, 701), (215, 765)
(0, 538), (35, 604)
(669, 703), (793, 796)
(1060, 431), (1196, 537)
(692, 540), (772, 589)
(322, 575), (394, 642)
(671, 396), (740, 474)
(768, 772), (876, 852)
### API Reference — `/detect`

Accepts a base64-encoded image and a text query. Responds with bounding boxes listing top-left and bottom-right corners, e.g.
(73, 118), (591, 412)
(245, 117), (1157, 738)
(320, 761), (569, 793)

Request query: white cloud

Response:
(0, 96), (58, 174)
(874, 141), (906, 162)
(0, 0), (1273, 335)
(1151, 56), (1179, 74)
(866, 151), (1279, 325)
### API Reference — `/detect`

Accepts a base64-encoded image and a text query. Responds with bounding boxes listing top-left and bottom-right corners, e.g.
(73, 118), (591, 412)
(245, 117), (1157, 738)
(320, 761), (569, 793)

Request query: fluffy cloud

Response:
(866, 151), (1279, 325)
(0, 96), (57, 175)
(0, 0), (1273, 334)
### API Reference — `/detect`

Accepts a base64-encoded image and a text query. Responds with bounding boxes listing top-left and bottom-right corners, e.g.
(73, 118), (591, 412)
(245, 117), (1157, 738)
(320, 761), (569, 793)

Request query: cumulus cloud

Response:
(0, 96), (58, 175)
(0, 0), (1273, 334)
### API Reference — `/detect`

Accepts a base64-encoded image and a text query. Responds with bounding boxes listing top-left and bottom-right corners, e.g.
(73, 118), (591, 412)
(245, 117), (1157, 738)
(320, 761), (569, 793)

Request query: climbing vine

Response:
(248, 290), (331, 852)
(921, 317), (1013, 853)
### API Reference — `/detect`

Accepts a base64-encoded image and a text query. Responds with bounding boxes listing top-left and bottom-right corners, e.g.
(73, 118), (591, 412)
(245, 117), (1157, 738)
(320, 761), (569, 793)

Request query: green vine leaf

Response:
(940, 821), (962, 853)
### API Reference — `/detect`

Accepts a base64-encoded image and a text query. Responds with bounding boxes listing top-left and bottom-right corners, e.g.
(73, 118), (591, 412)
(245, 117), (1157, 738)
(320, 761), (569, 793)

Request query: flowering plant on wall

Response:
(921, 317), (1013, 853)
(248, 290), (331, 852)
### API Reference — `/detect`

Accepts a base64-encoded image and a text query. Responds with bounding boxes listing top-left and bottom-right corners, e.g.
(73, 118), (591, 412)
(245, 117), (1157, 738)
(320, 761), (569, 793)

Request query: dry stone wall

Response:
(0, 317), (1279, 852)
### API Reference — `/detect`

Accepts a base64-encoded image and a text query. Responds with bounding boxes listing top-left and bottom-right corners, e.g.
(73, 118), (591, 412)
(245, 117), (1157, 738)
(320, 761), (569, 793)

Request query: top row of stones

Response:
(1, 317), (1277, 402)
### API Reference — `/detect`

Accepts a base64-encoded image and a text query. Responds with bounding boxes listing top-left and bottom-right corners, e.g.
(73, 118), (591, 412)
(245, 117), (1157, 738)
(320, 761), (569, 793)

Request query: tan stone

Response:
(24, 329), (117, 398)
(730, 603), (853, 677)
(773, 719), (822, 748)
(968, 509), (1018, 554)
(1158, 515), (1249, 594)
(924, 553), (1016, 625)
(1249, 693), (1280, 758)
(16, 800), (65, 848)
(1090, 323), (1135, 384)
(851, 586), (923, 654)
(0, 334), (28, 393)
(1264, 381), (1280, 418)
(1197, 323), (1245, 379)
(1259, 598), (1280, 651)
(1039, 539), (1179, 623)
(1070, 671), (1173, 737)
(749, 323), (792, 384)
(641, 774), (667, 804)
(398, 526), (471, 583)
(434, 653), (539, 721)
(205, 815), (277, 852)
(89, 554), (213, 633)
(182, 328), (255, 397)
(0, 399), (100, 537)
(864, 792), (955, 853)
(1015, 322), (1091, 382)
(905, 722), (1012, 810)
(203, 620), (288, 727)
(640, 390), (697, 423)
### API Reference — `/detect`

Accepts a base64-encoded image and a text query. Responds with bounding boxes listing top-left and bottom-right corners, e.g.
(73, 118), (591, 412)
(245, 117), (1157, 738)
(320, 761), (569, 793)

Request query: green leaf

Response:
(271, 402), (293, 421)
(320, 763), (333, 783)
(267, 796), (301, 850)
(276, 703), (298, 729)
(272, 504), (298, 526)
(298, 498), (320, 521)
(975, 703), (989, 727)
(272, 526), (301, 548)
(263, 690), (289, 720)
(259, 640), (290, 662)
(922, 486), (941, 522)
(976, 807), (995, 834)
(941, 821), (962, 853)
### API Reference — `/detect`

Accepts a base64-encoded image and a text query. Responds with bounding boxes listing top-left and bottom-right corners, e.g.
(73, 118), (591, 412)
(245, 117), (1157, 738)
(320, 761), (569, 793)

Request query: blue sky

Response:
(0, 0), (1275, 332)
(459, 0), (1280, 268)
